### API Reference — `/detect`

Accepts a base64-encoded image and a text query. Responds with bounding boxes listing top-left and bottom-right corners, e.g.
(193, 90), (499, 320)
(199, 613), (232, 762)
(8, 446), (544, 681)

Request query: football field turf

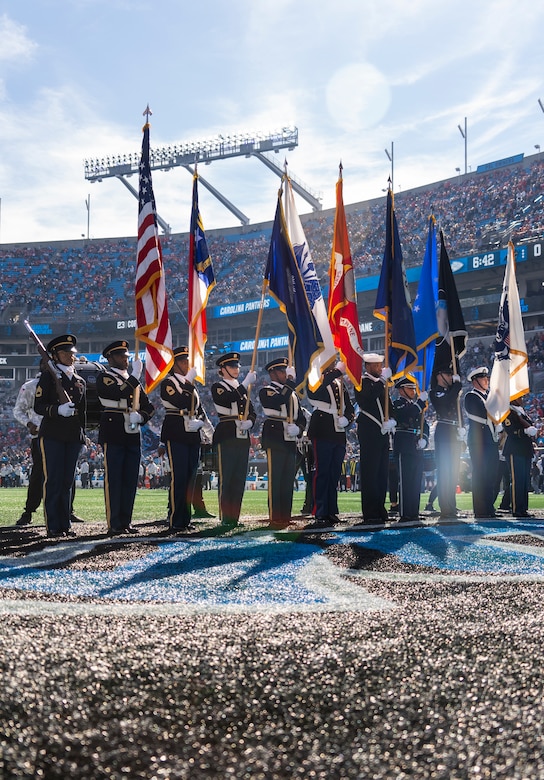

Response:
(1, 488), (543, 778)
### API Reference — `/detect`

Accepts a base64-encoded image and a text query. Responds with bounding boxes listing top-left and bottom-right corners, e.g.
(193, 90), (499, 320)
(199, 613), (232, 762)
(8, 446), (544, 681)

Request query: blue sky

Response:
(0, 0), (543, 243)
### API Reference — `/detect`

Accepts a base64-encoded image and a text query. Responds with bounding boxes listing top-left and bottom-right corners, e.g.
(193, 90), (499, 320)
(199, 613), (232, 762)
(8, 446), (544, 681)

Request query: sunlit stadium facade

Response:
(2, 150), (544, 386)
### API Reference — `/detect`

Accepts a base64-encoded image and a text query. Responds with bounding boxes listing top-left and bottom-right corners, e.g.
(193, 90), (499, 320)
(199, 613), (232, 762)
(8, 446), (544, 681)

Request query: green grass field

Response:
(1, 487), (544, 527)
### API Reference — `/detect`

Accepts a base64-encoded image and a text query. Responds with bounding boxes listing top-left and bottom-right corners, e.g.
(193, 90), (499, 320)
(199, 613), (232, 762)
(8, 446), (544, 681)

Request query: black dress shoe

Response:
(192, 510), (215, 519)
(108, 529), (123, 537)
(172, 523), (197, 533)
(305, 517), (329, 529)
(123, 526), (139, 534)
(16, 512), (32, 526)
(70, 514), (85, 523)
(328, 515), (341, 525)
(47, 531), (63, 539)
(64, 530), (77, 538)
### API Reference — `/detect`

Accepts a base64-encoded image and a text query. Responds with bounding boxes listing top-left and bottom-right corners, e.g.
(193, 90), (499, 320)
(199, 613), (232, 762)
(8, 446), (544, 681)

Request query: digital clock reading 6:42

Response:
(471, 253), (497, 269)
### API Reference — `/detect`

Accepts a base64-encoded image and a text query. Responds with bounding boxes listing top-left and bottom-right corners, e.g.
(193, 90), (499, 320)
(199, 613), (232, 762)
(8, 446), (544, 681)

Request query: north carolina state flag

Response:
(328, 167), (364, 388)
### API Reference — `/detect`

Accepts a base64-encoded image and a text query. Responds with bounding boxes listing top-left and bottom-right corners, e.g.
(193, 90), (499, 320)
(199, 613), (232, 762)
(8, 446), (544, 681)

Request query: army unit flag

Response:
(188, 172), (216, 384)
(283, 176), (336, 390)
(135, 120), (173, 392)
(486, 242), (529, 423)
(374, 189), (417, 377)
(328, 167), (364, 389)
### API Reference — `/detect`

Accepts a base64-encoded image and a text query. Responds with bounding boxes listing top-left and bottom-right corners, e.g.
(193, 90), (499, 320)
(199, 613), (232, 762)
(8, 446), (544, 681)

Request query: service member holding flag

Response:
(97, 341), (154, 536)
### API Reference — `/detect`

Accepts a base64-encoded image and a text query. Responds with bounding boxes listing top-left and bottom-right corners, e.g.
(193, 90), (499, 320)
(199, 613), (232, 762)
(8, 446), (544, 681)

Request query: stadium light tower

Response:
(384, 142), (394, 191)
(84, 127), (321, 229)
(458, 117), (467, 175)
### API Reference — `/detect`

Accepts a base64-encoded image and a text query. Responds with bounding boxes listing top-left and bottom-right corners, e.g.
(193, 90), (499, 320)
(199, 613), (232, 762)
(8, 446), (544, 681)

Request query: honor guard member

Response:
(464, 366), (499, 518)
(391, 376), (429, 521)
(354, 353), (395, 524)
(34, 335), (86, 538)
(211, 352), (256, 527)
(97, 340), (154, 536)
(13, 358), (47, 525)
(160, 346), (206, 532)
(429, 366), (465, 519)
(259, 357), (306, 529)
(307, 361), (355, 527)
(503, 397), (537, 518)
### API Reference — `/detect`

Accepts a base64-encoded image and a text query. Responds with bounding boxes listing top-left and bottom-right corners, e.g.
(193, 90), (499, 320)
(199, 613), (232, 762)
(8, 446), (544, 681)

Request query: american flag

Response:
(188, 171), (215, 384)
(135, 121), (173, 392)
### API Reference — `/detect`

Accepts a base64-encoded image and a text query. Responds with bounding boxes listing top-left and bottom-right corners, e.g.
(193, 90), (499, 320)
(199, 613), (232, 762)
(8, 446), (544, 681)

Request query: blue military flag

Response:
(433, 230), (467, 374)
(265, 191), (323, 395)
(412, 215), (439, 390)
(374, 189), (417, 377)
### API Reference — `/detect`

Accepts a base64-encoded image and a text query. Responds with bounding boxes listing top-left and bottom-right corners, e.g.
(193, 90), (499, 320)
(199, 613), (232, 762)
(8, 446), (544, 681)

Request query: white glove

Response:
(242, 371), (257, 389)
(495, 423), (504, 434)
(185, 367), (197, 383)
(417, 438), (427, 450)
(129, 411), (143, 425)
(381, 418), (396, 435)
(457, 426), (467, 443)
(286, 423), (300, 437)
(452, 374), (461, 383)
(239, 419), (252, 431)
(525, 426), (538, 437)
(130, 358), (143, 380)
(337, 415), (349, 428)
(187, 418), (205, 432)
(58, 402), (76, 417)
(285, 365), (296, 380)
(381, 367), (392, 381)
(419, 391), (428, 402)
(336, 361), (346, 375)
(512, 405), (524, 416)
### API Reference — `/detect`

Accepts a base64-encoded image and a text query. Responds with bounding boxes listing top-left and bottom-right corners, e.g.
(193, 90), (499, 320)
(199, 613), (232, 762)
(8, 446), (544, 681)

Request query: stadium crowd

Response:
(1, 156), (544, 320)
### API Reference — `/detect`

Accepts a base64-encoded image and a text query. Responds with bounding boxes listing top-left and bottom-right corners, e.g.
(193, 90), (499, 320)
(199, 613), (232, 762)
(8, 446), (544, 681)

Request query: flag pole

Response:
(243, 279), (267, 419)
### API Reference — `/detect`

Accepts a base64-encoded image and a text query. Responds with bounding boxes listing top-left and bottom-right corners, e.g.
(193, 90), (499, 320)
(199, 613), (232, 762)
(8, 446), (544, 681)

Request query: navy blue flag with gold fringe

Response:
(265, 192), (323, 395)
(374, 189), (417, 377)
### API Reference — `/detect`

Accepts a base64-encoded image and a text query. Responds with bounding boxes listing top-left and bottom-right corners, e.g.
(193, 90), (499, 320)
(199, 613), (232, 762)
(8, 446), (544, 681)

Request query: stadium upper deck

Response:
(1, 150), (544, 379)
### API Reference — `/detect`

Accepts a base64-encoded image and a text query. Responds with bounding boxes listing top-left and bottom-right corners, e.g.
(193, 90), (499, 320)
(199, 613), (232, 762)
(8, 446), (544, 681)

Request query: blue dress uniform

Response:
(307, 365), (355, 525)
(34, 334), (86, 538)
(464, 366), (499, 518)
(503, 401), (536, 518)
(391, 377), (428, 521)
(211, 352), (256, 527)
(259, 357), (306, 529)
(429, 368), (464, 519)
(97, 340), (154, 535)
(354, 356), (392, 523)
(160, 346), (207, 531)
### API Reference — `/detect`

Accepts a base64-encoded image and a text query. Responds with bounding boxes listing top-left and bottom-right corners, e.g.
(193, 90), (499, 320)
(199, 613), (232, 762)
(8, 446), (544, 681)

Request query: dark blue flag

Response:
(374, 190), (417, 376)
(433, 230), (467, 374)
(265, 193), (323, 395)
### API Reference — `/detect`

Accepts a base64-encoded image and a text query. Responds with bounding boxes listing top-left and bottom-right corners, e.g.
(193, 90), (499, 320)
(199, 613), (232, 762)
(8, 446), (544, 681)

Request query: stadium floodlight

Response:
(83, 126), (322, 225)
(458, 117), (467, 174)
(455, 167), (461, 175)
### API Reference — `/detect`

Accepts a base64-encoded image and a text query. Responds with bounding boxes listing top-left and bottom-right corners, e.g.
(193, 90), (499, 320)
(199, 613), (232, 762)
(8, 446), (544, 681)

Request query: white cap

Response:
(364, 353), (385, 363)
(467, 366), (489, 382)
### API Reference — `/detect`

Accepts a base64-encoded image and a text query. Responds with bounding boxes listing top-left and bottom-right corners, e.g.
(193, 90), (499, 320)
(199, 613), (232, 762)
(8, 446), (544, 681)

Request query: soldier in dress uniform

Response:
(34, 335), (86, 538)
(391, 376), (429, 521)
(502, 397), (537, 518)
(354, 353), (395, 524)
(211, 352), (256, 527)
(160, 346), (206, 533)
(96, 340), (154, 536)
(307, 361), (355, 527)
(429, 366), (465, 519)
(259, 357), (306, 529)
(464, 366), (499, 518)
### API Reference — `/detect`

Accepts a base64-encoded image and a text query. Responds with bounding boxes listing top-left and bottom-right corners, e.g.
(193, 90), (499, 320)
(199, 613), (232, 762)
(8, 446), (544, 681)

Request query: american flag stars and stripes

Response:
(135, 121), (173, 392)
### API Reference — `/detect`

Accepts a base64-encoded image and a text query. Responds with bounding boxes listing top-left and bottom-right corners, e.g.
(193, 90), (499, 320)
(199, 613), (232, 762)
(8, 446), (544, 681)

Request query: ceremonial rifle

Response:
(23, 319), (71, 404)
